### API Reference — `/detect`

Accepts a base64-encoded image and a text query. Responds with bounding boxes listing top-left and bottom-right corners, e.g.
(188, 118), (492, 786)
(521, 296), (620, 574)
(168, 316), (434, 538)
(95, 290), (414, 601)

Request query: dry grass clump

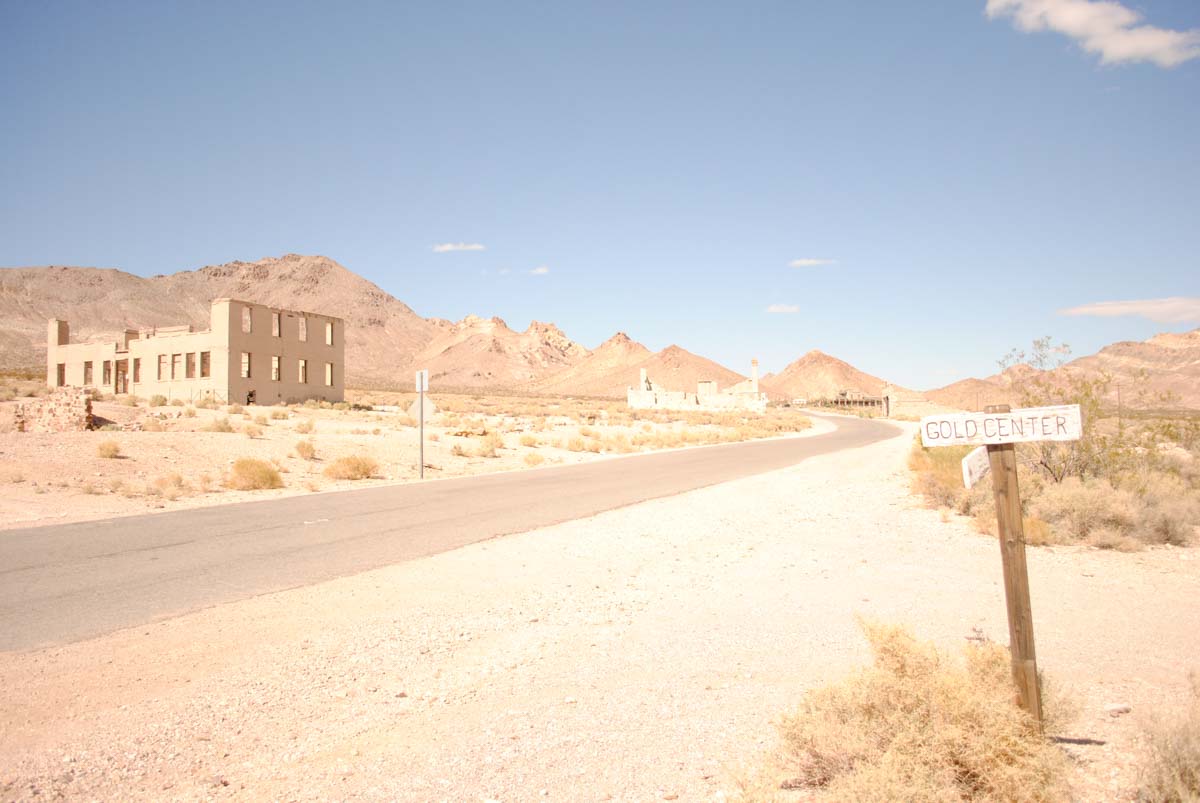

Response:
(96, 440), (121, 459)
(294, 417), (315, 434)
(148, 394), (168, 407)
(243, 424), (263, 439)
(141, 417), (164, 432)
(1138, 672), (1200, 802)
(566, 436), (586, 452)
(475, 430), (504, 458)
(204, 417), (235, 433)
(520, 434), (539, 448)
(270, 409), (289, 420)
(743, 620), (1065, 802)
(151, 472), (187, 500)
(294, 439), (316, 460)
(227, 403), (244, 415)
(1032, 478), (1138, 541)
(451, 443), (467, 457)
(323, 455), (378, 480)
(524, 452), (545, 467)
(226, 458), (283, 490)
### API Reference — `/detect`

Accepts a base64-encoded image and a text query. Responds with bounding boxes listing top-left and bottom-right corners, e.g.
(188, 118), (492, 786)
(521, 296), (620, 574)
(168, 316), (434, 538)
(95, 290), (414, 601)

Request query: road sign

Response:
(415, 369), (429, 393)
(961, 445), (990, 489)
(920, 404), (1081, 448)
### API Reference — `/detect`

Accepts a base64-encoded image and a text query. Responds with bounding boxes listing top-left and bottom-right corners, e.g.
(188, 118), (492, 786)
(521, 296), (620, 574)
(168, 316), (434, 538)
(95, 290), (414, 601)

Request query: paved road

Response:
(0, 414), (897, 651)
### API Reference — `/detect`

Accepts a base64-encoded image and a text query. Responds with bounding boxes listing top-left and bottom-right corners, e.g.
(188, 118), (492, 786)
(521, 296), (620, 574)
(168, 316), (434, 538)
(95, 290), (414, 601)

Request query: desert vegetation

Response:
(740, 621), (1067, 802)
(911, 339), (1199, 550)
(1137, 672), (1200, 802)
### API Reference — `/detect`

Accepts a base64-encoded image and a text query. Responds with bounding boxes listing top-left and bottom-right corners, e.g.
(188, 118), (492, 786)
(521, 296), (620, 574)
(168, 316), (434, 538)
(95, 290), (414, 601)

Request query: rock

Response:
(1105, 703), (1132, 717)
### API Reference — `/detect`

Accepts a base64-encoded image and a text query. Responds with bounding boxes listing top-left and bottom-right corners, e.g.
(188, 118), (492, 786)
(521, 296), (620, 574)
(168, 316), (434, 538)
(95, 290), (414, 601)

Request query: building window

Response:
(102, 361), (112, 385)
(241, 352), (251, 379)
(158, 355), (168, 381)
(324, 362), (334, 386)
(298, 318), (307, 342)
(325, 321), (334, 346)
(56, 364), (65, 387)
(242, 306), (252, 334)
(271, 355), (281, 381)
(200, 351), (210, 378)
(132, 358), (141, 383)
(298, 358), (307, 384)
(83, 361), (93, 385)
(185, 353), (196, 379)
(272, 312), (281, 337)
(171, 353), (183, 380)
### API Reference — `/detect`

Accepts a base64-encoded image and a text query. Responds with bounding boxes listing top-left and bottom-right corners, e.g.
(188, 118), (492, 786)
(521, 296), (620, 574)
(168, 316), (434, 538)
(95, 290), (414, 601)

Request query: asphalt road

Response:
(0, 414), (897, 651)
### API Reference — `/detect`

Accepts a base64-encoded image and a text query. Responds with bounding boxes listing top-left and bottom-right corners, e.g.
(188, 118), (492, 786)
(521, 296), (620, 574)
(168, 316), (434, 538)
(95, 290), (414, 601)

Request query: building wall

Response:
(45, 299), (345, 405)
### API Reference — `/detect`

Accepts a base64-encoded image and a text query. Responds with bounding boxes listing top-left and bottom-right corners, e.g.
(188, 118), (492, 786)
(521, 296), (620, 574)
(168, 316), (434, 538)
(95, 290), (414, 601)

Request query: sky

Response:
(1, 0), (1198, 389)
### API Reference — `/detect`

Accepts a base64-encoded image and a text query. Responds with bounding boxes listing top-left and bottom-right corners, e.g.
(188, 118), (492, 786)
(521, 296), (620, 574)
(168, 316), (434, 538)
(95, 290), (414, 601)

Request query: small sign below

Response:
(962, 446), (991, 489)
(920, 404), (1081, 448)
(415, 369), (429, 393)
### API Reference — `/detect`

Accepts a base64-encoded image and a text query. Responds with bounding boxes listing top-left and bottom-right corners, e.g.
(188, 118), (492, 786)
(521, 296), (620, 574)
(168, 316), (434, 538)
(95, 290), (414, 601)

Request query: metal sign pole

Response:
(419, 386), (425, 480)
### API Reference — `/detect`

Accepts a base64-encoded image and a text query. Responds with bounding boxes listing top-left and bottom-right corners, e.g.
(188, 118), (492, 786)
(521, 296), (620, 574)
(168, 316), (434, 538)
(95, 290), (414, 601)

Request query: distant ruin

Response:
(627, 360), (768, 414)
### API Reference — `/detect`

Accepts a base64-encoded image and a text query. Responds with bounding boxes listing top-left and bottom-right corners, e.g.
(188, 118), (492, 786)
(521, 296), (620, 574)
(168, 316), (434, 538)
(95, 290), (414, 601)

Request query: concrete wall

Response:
(45, 298), (345, 405)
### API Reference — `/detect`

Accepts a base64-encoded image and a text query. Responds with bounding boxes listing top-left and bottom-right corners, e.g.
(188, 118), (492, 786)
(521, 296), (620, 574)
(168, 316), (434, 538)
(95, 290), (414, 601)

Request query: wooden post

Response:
(984, 404), (1043, 728)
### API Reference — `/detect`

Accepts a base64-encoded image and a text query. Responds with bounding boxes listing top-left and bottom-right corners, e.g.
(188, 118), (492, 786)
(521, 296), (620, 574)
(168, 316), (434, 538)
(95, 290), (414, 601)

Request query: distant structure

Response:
(46, 299), (345, 405)
(627, 359), (768, 414)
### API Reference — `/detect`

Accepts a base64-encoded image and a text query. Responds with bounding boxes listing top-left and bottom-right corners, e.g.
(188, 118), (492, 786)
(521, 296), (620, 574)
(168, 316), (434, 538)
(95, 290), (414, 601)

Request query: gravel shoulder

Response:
(2, 418), (1197, 801)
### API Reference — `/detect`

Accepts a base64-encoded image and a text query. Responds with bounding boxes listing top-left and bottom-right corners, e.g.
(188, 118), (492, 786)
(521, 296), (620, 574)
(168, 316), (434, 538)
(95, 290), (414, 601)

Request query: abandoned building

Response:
(627, 360), (769, 414)
(45, 299), (345, 405)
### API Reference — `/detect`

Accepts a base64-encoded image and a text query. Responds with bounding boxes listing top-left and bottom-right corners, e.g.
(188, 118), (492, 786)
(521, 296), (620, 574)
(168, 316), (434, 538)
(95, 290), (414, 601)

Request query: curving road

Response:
(0, 414), (898, 651)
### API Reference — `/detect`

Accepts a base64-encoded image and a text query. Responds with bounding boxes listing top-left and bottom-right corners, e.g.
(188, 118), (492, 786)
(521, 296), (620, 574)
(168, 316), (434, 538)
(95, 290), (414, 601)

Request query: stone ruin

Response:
(14, 387), (94, 433)
(628, 361), (769, 414)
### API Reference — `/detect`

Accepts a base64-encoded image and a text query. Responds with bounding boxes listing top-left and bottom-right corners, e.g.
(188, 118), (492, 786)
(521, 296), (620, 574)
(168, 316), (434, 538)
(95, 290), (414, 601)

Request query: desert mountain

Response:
(760, 350), (891, 401)
(0, 254), (591, 388)
(925, 329), (1200, 410)
(530, 332), (653, 397)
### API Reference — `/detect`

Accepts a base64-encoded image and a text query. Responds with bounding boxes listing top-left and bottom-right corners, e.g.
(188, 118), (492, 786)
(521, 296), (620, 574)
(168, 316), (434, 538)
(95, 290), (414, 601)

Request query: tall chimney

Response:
(751, 359), (759, 394)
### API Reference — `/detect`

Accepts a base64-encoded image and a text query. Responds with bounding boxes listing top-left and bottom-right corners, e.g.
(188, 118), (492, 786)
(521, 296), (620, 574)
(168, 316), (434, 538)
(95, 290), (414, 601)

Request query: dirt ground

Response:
(1, 419), (1195, 801)
(0, 390), (812, 531)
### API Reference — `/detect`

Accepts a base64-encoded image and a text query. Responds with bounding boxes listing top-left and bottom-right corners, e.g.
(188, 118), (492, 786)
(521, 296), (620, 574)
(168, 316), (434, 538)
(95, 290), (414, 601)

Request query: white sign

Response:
(415, 369), (429, 393)
(920, 404), (1082, 448)
(962, 446), (991, 489)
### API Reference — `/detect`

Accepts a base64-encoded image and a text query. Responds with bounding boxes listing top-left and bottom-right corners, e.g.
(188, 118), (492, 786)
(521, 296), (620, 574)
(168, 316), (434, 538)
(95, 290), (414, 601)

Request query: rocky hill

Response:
(760, 350), (892, 401)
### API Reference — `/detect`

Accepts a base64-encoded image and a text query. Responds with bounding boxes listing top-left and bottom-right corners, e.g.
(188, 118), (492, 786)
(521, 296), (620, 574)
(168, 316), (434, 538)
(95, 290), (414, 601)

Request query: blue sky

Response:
(2, 0), (1197, 389)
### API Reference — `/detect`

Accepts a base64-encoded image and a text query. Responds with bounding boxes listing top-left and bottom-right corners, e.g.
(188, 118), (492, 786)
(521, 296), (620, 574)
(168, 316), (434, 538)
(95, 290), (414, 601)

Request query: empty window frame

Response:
(102, 360), (112, 385)
(199, 351), (211, 378)
(324, 362), (333, 387)
(325, 321), (333, 346)
(158, 355), (168, 381)
(185, 352), (196, 379)
(132, 358), (141, 383)
(298, 317), (307, 342)
(56, 364), (65, 387)
(171, 353), (183, 380)
(241, 352), (251, 379)
(83, 361), (93, 385)
(298, 358), (308, 384)
(271, 355), (281, 381)
(242, 306), (253, 334)
(272, 312), (281, 337)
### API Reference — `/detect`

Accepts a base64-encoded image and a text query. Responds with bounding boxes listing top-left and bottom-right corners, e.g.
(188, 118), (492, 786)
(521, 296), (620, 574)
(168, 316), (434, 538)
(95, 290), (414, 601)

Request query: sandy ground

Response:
(2, 419), (1197, 801)
(0, 394), (811, 530)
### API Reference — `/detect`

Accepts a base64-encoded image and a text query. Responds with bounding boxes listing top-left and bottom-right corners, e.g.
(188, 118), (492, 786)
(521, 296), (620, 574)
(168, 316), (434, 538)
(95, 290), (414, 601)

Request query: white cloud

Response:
(1059, 297), (1200, 323)
(529, 265), (550, 275)
(985, 0), (1200, 68)
(431, 242), (486, 253)
(766, 303), (800, 314)
(789, 258), (837, 268)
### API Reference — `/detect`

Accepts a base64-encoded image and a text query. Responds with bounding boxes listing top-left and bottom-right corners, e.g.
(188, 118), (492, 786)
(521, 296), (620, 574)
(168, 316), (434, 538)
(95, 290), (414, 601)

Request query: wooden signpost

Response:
(416, 369), (429, 479)
(919, 403), (1082, 727)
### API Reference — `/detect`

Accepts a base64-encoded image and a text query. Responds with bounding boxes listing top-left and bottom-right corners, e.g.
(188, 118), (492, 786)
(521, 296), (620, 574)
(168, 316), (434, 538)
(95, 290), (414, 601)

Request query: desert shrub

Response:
(141, 418), (164, 432)
(475, 431), (504, 458)
(1087, 527), (1144, 552)
(294, 417), (315, 434)
(120, 395), (140, 407)
(194, 398), (216, 409)
(566, 437), (586, 452)
(294, 439), (316, 460)
(96, 440), (121, 459)
(1136, 496), (1200, 546)
(153, 472), (186, 500)
(170, 398), (184, 407)
(226, 458), (283, 490)
(524, 452), (545, 467)
(1138, 673), (1200, 802)
(748, 620), (1065, 802)
(242, 424), (263, 439)
(324, 455), (378, 480)
(227, 403), (244, 415)
(254, 413), (269, 426)
(148, 394), (168, 407)
(270, 409), (289, 420)
(184, 406), (196, 418)
(1032, 477), (1138, 541)
(204, 417), (234, 433)
(332, 401), (350, 411)
(520, 434), (538, 448)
